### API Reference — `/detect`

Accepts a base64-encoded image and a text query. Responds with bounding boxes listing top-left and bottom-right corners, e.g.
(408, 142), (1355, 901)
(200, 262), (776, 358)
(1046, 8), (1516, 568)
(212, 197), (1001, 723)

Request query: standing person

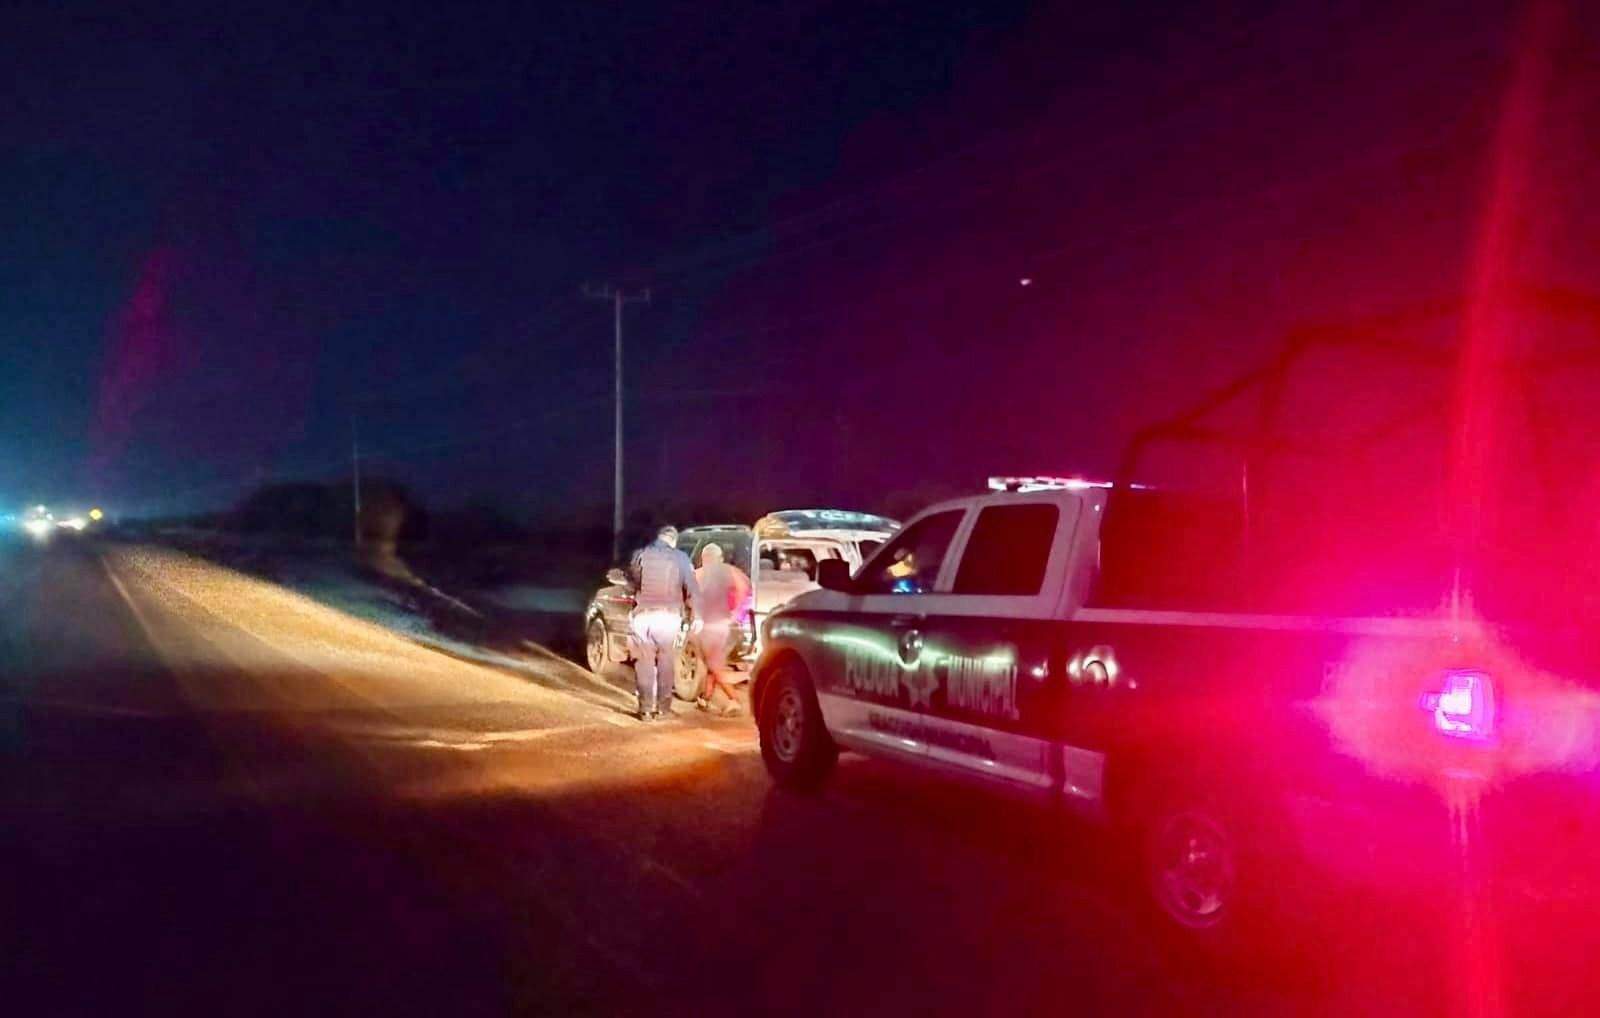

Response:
(627, 525), (700, 721)
(692, 542), (752, 716)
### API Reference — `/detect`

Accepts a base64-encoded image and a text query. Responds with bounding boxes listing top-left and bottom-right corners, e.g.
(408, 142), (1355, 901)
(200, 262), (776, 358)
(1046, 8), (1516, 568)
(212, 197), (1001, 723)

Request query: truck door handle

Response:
(888, 615), (922, 629)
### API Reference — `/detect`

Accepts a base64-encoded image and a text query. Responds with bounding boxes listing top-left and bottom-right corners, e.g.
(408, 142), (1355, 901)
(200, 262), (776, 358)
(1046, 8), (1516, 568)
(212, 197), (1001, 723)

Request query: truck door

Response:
(808, 508), (969, 762)
(912, 495), (1087, 795)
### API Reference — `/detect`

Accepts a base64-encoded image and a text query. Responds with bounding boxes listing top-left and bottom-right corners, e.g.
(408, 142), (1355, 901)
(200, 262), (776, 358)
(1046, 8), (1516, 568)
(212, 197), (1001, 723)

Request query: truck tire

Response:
(758, 661), (837, 791)
(1144, 796), (1241, 935)
(1124, 772), (1321, 975)
(1135, 789), (1272, 963)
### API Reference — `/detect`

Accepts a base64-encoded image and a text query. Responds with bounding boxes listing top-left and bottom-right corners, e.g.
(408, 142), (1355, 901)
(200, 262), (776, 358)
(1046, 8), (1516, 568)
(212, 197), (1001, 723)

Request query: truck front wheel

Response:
(758, 661), (837, 791)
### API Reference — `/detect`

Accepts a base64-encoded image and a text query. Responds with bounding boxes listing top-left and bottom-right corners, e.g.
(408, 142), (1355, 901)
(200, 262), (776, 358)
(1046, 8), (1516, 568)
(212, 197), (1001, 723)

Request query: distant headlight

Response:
(22, 518), (52, 539)
(58, 517), (87, 531)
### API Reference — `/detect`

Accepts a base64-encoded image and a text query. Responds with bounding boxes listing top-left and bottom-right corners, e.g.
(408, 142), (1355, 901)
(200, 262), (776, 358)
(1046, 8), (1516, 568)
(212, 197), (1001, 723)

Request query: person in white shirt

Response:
(626, 525), (700, 721)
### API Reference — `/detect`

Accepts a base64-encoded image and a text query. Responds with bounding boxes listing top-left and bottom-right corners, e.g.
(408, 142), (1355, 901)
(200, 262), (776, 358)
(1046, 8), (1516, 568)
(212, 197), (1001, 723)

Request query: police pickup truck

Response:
(750, 476), (1600, 945)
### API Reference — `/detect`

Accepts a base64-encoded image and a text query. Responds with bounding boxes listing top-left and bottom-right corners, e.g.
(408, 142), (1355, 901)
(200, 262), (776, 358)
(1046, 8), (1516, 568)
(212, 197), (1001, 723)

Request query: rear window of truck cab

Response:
(1089, 486), (1600, 625)
(1088, 489), (1456, 616)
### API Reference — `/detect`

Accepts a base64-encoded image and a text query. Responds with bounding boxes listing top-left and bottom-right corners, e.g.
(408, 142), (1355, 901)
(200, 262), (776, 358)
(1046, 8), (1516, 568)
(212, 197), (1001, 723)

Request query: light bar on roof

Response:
(987, 476), (1114, 493)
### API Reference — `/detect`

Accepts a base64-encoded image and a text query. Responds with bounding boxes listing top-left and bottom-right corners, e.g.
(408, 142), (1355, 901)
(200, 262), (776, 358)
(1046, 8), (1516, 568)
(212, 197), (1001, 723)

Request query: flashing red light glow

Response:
(1421, 670), (1495, 740)
(1318, 615), (1600, 799)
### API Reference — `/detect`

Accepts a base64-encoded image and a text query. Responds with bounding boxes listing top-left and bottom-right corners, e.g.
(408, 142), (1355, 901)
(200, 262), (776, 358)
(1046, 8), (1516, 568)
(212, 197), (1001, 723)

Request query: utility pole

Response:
(584, 284), (651, 563)
(351, 414), (363, 550)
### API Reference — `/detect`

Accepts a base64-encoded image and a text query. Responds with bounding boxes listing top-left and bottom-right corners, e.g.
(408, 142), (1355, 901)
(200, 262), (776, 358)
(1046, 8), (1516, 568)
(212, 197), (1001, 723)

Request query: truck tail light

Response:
(1420, 670), (1496, 740)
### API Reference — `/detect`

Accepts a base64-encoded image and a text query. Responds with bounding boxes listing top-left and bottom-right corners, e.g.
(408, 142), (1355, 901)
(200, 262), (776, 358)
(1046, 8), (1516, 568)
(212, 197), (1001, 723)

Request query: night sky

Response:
(4, 0), (1595, 523)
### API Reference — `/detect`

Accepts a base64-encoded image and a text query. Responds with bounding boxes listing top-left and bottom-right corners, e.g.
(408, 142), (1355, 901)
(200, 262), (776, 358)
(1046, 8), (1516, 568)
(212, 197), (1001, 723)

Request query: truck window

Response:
(952, 503), (1058, 596)
(856, 510), (964, 595)
(1089, 491), (1246, 610)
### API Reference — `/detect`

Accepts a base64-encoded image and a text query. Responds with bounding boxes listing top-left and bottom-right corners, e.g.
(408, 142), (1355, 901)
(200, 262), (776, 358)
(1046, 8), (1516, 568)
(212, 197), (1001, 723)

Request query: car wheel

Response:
(758, 661), (837, 791)
(675, 640), (705, 702)
(584, 617), (609, 674)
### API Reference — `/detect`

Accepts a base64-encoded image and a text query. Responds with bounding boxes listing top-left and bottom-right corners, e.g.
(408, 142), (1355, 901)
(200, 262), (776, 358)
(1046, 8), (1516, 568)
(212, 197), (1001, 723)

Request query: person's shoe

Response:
(695, 697), (711, 712)
(656, 706), (675, 719)
(720, 703), (742, 717)
(637, 709), (654, 722)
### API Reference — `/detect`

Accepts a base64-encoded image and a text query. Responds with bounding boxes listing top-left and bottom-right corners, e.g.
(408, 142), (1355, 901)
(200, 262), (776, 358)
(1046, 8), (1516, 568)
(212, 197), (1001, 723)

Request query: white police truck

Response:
(750, 476), (1600, 946)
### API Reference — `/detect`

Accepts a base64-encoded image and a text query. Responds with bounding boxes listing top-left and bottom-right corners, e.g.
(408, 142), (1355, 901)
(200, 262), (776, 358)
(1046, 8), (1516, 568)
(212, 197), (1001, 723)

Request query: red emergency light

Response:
(1420, 670), (1496, 741)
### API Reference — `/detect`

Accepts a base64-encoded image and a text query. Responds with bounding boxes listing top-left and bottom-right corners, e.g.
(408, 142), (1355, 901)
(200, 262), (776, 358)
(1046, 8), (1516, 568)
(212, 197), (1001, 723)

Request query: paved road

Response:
(0, 538), (1492, 1016)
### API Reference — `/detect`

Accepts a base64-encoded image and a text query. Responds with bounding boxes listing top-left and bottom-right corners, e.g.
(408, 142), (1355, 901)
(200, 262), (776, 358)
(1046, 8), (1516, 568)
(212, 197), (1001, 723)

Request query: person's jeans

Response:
(629, 610), (681, 713)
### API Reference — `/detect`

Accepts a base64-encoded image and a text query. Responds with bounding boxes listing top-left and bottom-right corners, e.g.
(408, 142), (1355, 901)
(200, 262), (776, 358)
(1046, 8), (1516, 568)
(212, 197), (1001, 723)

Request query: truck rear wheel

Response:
(1145, 800), (1239, 936)
(758, 661), (836, 791)
(1136, 789), (1332, 978)
(1128, 784), (1274, 965)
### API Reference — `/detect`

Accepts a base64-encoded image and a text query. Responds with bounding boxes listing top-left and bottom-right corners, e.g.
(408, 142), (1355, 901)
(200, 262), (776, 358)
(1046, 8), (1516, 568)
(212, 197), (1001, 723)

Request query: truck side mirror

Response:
(816, 558), (853, 592)
(606, 567), (628, 586)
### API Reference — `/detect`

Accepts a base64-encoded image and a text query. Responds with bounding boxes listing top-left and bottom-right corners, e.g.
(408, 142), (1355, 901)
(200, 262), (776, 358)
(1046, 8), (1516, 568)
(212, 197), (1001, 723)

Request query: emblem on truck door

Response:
(897, 628), (923, 666)
(839, 629), (937, 709)
(896, 629), (940, 709)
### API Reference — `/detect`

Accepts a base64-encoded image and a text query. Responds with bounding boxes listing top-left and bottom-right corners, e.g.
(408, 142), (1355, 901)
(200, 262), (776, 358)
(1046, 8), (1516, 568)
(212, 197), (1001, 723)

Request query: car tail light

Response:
(1420, 670), (1496, 740)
